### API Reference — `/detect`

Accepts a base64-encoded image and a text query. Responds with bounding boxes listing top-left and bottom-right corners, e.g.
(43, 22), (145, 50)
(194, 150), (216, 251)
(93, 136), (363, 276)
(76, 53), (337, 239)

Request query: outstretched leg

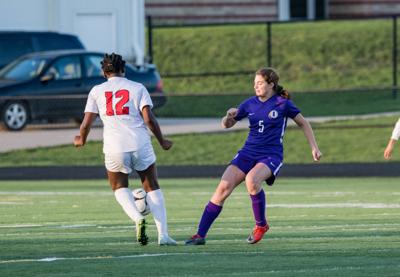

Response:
(185, 165), (245, 245)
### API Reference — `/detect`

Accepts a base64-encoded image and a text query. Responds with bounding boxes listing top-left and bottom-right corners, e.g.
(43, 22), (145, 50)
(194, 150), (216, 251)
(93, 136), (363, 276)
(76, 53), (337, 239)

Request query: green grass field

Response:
(1, 115), (399, 167)
(1, 178), (399, 276)
(152, 19), (396, 94)
(151, 19), (400, 118)
(155, 90), (400, 118)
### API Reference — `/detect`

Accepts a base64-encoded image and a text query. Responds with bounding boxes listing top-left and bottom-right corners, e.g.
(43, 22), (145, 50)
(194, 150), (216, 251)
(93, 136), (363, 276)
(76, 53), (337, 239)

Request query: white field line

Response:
(170, 212), (400, 221)
(56, 224), (97, 229)
(5, 228), (399, 239)
(0, 224), (44, 228)
(0, 251), (264, 264)
(191, 264), (400, 277)
(0, 191), (112, 196)
(268, 203), (400, 208)
(2, 212), (400, 230)
(1, 190), (399, 197)
(1, 252), (399, 268)
(0, 194), (399, 209)
(3, 223), (400, 238)
(2, 207), (400, 228)
(1, 191), (398, 196)
(170, 191), (400, 196)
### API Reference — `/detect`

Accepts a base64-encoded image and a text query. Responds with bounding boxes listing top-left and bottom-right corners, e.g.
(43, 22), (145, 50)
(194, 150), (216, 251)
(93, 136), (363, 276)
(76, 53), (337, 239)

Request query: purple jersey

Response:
(234, 95), (300, 160)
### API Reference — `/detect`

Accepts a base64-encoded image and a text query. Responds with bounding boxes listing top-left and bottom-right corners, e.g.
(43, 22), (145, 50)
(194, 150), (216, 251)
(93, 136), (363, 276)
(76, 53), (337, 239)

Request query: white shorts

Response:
(104, 143), (156, 174)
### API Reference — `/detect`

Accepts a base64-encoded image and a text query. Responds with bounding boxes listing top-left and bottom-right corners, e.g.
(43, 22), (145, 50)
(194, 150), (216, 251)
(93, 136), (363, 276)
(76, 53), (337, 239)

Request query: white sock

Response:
(146, 189), (168, 237)
(114, 187), (144, 223)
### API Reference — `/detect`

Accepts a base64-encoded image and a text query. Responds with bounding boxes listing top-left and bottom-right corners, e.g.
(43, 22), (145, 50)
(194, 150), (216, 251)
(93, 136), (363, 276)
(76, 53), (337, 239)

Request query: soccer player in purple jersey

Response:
(185, 68), (322, 245)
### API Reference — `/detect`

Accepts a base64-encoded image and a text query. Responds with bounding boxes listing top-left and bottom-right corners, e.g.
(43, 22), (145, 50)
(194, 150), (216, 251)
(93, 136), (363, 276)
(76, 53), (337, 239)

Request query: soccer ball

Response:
(132, 188), (151, 216)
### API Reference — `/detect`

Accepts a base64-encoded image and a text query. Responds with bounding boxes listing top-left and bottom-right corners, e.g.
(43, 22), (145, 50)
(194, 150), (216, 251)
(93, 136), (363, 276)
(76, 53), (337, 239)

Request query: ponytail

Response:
(275, 85), (290, 99)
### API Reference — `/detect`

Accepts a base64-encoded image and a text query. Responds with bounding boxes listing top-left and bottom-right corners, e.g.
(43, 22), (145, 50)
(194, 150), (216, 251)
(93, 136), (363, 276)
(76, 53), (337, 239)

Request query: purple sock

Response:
(197, 201), (222, 238)
(250, 189), (267, 227)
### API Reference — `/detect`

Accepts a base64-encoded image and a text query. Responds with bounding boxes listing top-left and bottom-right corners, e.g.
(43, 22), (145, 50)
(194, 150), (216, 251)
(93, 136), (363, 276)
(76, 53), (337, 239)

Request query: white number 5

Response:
(258, 120), (264, 133)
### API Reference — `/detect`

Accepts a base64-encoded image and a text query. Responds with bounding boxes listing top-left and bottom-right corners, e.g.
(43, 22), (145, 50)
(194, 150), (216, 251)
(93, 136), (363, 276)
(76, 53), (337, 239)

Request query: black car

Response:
(0, 31), (85, 70)
(0, 50), (166, 131)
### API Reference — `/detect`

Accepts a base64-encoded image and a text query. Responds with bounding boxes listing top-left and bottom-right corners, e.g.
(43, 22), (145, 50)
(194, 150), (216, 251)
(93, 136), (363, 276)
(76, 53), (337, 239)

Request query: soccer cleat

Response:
(185, 234), (206, 246)
(247, 224), (269, 244)
(136, 219), (148, 246)
(158, 234), (178, 246)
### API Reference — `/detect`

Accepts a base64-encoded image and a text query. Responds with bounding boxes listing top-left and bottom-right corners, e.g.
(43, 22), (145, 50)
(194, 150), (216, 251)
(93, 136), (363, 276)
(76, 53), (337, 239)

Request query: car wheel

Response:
(1, 101), (29, 131)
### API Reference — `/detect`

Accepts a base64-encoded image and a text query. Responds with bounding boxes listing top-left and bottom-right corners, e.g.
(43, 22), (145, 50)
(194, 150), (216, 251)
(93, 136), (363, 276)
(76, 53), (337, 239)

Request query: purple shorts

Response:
(230, 152), (283, 185)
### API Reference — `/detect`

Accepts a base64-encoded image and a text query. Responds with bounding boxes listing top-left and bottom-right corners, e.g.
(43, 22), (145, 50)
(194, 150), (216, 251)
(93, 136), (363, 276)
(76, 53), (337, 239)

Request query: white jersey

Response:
(84, 76), (153, 154)
(391, 118), (400, 140)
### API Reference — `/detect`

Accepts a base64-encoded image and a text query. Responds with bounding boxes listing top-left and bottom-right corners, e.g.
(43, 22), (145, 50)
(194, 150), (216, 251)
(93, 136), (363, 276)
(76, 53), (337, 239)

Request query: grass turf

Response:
(151, 19), (400, 118)
(1, 115), (399, 167)
(155, 90), (400, 118)
(152, 19), (396, 95)
(0, 178), (399, 276)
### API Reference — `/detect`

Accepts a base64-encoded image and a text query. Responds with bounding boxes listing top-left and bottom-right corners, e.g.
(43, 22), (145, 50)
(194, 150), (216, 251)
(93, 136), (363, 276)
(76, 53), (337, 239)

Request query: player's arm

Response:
(384, 139), (397, 160)
(74, 112), (97, 147)
(221, 108), (238, 128)
(141, 105), (172, 150)
(384, 118), (400, 160)
(293, 113), (322, 162)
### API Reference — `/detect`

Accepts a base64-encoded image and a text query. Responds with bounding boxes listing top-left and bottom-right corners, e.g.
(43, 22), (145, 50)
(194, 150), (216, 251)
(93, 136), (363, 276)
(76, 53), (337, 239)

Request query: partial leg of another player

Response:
(185, 165), (245, 245)
(245, 163), (271, 244)
(108, 171), (148, 245)
(137, 164), (177, 246)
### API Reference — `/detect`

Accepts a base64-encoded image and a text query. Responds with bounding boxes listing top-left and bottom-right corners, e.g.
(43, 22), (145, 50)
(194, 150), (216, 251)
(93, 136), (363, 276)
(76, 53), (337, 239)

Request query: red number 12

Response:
(105, 89), (130, 116)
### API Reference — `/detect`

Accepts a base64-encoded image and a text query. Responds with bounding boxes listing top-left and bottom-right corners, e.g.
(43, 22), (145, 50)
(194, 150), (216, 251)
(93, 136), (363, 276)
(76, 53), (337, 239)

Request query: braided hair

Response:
(101, 53), (126, 75)
(255, 67), (290, 99)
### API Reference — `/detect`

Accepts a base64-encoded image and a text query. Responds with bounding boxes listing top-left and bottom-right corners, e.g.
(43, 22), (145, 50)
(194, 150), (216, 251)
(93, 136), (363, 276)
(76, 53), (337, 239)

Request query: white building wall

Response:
(0, 0), (145, 64)
(0, 0), (51, 30)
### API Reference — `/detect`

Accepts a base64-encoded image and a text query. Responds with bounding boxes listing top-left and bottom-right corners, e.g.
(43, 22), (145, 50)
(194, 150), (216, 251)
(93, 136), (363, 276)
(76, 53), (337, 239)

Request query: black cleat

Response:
(185, 234), (206, 246)
(136, 219), (148, 246)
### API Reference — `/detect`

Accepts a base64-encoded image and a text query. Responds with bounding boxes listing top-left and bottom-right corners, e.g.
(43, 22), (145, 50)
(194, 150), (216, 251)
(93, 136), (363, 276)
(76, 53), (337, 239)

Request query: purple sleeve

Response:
(285, 100), (301, 119)
(233, 101), (248, 121)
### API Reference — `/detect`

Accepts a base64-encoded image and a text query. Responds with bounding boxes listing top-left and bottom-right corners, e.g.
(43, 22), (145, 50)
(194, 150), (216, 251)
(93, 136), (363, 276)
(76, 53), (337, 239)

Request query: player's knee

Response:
(110, 182), (126, 191)
(216, 181), (234, 198)
(141, 180), (159, 192)
(245, 177), (261, 194)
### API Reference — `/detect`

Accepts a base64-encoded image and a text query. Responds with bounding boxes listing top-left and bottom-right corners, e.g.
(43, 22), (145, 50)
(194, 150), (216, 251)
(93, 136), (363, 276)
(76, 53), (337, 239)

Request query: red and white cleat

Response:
(247, 224), (269, 244)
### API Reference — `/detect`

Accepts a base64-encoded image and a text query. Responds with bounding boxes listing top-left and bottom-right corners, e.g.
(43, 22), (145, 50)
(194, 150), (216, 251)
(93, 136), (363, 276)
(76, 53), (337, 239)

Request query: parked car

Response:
(0, 50), (166, 131)
(0, 31), (85, 70)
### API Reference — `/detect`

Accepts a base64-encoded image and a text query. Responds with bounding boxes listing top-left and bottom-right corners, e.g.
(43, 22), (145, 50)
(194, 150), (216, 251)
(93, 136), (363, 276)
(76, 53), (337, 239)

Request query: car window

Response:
(83, 55), (103, 78)
(45, 56), (81, 80)
(0, 56), (49, 81)
(0, 37), (33, 67)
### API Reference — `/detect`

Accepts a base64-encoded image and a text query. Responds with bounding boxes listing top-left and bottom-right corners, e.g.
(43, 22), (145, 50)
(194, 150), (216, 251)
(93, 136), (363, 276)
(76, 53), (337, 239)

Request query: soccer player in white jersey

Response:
(74, 53), (176, 246)
(384, 118), (400, 160)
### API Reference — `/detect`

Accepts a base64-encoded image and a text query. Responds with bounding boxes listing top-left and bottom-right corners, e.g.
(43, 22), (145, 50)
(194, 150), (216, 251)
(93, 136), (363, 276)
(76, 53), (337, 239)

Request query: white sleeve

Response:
(391, 118), (400, 140)
(84, 88), (99, 114)
(139, 85), (153, 111)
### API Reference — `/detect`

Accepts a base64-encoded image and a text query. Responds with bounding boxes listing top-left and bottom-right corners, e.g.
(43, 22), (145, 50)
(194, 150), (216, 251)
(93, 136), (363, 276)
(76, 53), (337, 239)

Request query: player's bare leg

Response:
(137, 164), (177, 245)
(211, 165), (245, 206)
(108, 171), (148, 245)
